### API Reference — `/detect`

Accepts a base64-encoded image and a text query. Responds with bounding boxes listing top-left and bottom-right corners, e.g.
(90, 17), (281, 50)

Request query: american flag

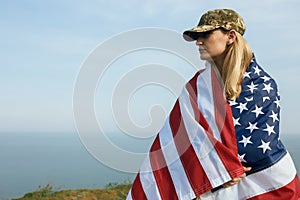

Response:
(126, 57), (300, 200)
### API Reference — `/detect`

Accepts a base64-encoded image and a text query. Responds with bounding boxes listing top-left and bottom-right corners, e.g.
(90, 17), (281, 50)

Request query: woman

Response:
(127, 9), (300, 200)
(183, 8), (300, 199)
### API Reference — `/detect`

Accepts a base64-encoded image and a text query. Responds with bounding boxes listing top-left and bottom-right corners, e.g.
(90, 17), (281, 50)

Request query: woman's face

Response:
(195, 29), (229, 62)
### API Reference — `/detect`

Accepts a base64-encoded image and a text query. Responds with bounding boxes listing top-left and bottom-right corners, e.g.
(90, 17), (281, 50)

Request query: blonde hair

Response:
(221, 32), (252, 100)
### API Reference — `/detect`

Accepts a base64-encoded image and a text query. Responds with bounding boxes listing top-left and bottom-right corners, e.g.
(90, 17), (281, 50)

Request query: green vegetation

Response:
(13, 181), (132, 200)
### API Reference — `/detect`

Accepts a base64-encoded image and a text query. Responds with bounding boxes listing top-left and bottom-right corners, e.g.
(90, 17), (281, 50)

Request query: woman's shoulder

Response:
(241, 55), (279, 99)
(244, 56), (276, 82)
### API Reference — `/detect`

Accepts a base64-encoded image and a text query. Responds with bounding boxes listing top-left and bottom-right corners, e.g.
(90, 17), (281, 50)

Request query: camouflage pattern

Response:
(183, 9), (246, 41)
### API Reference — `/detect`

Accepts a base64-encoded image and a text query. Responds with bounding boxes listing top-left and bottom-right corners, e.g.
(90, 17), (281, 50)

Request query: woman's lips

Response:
(199, 49), (207, 53)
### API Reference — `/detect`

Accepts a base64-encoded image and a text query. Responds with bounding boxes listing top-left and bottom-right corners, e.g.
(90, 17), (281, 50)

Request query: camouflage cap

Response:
(183, 9), (246, 41)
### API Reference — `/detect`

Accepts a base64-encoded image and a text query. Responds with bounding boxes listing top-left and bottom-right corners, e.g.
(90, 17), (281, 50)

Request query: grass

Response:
(13, 181), (132, 200)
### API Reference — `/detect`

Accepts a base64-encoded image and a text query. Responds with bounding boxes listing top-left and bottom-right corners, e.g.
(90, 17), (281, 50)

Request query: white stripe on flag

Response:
(179, 84), (231, 188)
(159, 117), (196, 200)
(126, 189), (132, 200)
(139, 155), (162, 200)
(196, 65), (222, 142)
(200, 152), (297, 200)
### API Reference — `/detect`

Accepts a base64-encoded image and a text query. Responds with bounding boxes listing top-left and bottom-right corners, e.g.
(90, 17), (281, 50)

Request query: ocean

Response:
(0, 132), (299, 200)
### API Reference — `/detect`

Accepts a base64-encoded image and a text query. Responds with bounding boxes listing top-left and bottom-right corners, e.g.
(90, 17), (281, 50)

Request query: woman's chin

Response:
(200, 54), (211, 61)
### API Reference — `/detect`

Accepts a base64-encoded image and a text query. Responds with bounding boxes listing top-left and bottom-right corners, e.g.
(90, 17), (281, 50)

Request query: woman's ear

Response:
(227, 30), (237, 45)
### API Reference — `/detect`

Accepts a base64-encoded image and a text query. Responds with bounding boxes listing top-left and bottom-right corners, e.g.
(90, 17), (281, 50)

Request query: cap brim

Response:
(183, 31), (200, 41)
(182, 25), (219, 41)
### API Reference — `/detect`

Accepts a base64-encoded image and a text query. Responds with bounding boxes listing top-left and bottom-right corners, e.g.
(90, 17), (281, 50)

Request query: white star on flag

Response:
(233, 117), (241, 126)
(262, 96), (270, 102)
(251, 105), (264, 117)
(239, 135), (253, 147)
(253, 65), (262, 75)
(247, 82), (258, 93)
(258, 140), (272, 154)
(269, 111), (279, 122)
(262, 83), (274, 93)
(261, 75), (271, 82)
(243, 71), (251, 79)
(236, 102), (248, 113)
(228, 100), (238, 106)
(238, 154), (247, 163)
(246, 122), (259, 133)
(245, 97), (253, 102)
(274, 97), (280, 108)
(263, 123), (276, 136)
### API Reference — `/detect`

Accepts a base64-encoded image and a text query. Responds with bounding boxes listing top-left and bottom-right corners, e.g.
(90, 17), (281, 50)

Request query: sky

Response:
(1, 0), (300, 136)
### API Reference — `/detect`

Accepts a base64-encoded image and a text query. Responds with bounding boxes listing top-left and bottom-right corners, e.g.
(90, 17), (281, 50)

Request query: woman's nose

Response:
(196, 38), (203, 45)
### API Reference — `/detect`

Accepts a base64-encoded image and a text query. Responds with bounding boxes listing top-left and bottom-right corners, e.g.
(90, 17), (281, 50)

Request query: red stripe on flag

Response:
(210, 141), (244, 178)
(209, 67), (244, 179)
(131, 173), (147, 200)
(170, 100), (212, 196)
(210, 66), (238, 152)
(248, 175), (300, 200)
(186, 71), (201, 101)
(150, 135), (178, 200)
(185, 70), (211, 132)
